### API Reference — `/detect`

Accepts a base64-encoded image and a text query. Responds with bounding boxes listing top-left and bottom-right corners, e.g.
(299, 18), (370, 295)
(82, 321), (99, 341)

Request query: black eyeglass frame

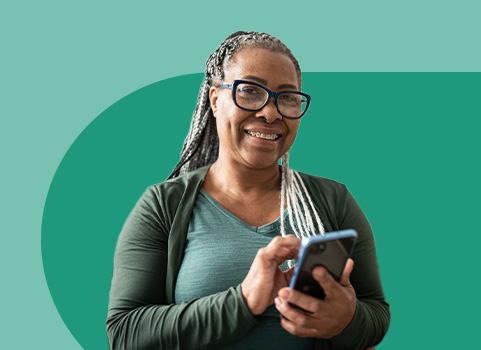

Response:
(217, 79), (311, 119)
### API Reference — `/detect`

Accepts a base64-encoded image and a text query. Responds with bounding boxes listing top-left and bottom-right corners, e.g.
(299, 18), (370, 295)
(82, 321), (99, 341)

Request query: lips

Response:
(245, 129), (281, 141)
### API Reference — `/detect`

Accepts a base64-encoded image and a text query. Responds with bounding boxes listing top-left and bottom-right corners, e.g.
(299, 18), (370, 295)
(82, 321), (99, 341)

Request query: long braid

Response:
(170, 31), (324, 241)
(280, 153), (324, 238)
(169, 80), (217, 177)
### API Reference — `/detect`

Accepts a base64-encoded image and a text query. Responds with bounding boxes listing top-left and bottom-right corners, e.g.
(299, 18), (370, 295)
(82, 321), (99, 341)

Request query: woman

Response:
(107, 31), (390, 349)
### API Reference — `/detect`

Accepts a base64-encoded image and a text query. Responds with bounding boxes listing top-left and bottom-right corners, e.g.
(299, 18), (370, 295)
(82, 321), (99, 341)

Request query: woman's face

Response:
(210, 47), (301, 171)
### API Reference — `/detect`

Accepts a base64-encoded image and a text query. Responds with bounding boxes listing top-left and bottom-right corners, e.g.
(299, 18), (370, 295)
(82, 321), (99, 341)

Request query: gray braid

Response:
(169, 31), (324, 240)
(280, 152), (325, 237)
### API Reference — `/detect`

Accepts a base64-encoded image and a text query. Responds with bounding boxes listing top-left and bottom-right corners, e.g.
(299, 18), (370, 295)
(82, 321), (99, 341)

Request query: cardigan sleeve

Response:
(106, 186), (258, 350)
(328, 187), (390, 350)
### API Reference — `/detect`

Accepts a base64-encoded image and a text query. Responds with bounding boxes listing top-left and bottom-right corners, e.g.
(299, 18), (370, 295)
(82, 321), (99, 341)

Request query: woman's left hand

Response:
(274, 259), (357, 339)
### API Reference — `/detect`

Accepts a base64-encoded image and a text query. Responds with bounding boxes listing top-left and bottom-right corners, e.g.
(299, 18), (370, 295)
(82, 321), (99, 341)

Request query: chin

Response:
(243, 156), (280, 170)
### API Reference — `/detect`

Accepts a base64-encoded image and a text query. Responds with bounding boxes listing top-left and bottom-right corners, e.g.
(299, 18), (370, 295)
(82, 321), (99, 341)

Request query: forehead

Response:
(223, 47), (299, 89)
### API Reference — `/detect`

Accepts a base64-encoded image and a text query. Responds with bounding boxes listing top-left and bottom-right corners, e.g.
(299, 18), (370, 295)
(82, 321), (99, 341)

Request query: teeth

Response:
(247, 130), (279, 140)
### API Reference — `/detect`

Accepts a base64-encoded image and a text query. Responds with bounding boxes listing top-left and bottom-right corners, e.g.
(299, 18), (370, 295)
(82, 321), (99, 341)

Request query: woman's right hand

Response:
(241, 235), (300, 315)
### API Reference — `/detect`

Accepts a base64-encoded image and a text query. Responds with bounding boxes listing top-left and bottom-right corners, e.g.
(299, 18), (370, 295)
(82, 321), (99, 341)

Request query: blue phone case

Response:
(289, 229), (358, 299)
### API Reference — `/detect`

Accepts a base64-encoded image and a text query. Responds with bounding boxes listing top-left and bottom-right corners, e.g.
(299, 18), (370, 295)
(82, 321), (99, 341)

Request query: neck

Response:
(207, 157), (281, 196)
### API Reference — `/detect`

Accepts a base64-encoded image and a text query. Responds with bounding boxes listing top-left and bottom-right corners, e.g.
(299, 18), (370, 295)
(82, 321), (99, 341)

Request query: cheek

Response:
(287, 121), (301, 140)
(214, 107), (243, 144)
(282, 122), (301, 152)
(214, 97), (233, 121)
(216, 104), (246, 131)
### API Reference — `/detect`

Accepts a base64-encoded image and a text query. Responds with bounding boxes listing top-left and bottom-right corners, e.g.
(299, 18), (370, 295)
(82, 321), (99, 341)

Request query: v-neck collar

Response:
(199, 189), (289, 235)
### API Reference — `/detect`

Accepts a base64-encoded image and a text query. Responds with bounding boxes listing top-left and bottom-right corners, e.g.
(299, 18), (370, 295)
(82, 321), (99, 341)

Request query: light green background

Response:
(2, 1), (480, 349)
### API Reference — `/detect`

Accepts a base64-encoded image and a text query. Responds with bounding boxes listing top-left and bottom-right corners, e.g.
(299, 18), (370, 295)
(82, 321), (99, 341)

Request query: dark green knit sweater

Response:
(106, 166), (390, 349)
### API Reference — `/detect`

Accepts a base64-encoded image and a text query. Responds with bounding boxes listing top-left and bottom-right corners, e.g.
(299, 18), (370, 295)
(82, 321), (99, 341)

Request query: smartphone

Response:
(289, 229), (358, 300)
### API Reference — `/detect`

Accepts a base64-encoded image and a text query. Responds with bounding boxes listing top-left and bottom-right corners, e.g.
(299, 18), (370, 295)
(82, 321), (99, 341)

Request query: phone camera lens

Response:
(313, 243), (326, 254)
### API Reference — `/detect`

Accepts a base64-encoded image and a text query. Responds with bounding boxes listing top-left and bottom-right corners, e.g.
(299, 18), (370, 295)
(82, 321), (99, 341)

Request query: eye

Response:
(278, 93), (300, 105)
(237, 84), (263, 96)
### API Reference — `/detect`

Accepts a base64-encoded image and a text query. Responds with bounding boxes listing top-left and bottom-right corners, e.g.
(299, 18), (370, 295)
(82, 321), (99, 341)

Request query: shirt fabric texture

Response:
(106, 165), (390, 350)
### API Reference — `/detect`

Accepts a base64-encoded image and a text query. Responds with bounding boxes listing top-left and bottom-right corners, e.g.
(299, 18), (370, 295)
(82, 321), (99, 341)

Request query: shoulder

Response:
(147, 166), (209, 201)
(138, 165), (210, 220)
(294, 170), (362, 232)
(294, 170), (352, 229)
(295, 170), (349, 200)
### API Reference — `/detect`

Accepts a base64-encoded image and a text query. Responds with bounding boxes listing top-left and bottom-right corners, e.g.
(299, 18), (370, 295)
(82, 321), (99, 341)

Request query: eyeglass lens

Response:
(235, 83), (307, 118)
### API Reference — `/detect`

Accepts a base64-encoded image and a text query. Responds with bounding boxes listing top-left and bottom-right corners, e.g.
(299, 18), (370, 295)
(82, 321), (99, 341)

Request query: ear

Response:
(209, 86), (218, 117)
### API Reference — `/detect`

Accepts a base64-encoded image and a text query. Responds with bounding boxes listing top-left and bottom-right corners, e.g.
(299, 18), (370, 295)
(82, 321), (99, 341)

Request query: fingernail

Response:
(274, 297), (280, 306)
(280, 289), (291, 299)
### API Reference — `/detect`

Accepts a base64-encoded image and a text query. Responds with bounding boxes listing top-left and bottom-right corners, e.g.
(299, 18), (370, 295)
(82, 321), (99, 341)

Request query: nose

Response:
(255, 96), (282, 123)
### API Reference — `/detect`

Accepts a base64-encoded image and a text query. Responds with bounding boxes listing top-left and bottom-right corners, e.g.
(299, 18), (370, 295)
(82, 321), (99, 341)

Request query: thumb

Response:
(340, 258), (354, 286)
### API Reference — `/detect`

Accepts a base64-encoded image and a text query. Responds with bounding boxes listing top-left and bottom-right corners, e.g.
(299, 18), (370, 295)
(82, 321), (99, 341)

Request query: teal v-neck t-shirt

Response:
(175, 189), (315, 349)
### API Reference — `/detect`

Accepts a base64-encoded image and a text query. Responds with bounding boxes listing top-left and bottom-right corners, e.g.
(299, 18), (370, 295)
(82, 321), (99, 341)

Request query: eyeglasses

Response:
(217, 80), (311, 119)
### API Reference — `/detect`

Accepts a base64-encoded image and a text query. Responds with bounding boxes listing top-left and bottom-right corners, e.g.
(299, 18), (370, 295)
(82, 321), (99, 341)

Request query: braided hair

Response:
(169, 31), (324, 240)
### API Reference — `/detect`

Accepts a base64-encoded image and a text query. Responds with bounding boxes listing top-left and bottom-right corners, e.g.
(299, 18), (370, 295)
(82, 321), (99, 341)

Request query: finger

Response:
(256, 246), (295, 269)
(311, 266), (338, 299)
(256, 247), (289, 268)
(340, 258), (354, 286)
(263, 236), (300, 261)
(278, 310), (318, 338)
(278, 287), (322, 314)
(267, 235), (301, 251)
(275, 297), (313, 328)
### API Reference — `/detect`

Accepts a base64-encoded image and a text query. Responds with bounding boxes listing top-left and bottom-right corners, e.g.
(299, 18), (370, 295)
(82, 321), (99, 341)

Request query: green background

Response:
(2, 1), (480, 349)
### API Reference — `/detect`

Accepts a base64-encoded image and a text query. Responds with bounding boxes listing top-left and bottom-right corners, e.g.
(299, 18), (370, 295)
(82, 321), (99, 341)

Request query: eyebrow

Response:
(242, 75), (299, 91)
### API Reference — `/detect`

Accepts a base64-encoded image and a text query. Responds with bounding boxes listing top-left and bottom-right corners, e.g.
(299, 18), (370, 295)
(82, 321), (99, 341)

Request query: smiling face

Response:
(209, 47), (301, 171)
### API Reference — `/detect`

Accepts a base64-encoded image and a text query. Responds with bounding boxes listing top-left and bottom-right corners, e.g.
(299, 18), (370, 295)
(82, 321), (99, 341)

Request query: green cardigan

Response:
(106, 166), (390, 349)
